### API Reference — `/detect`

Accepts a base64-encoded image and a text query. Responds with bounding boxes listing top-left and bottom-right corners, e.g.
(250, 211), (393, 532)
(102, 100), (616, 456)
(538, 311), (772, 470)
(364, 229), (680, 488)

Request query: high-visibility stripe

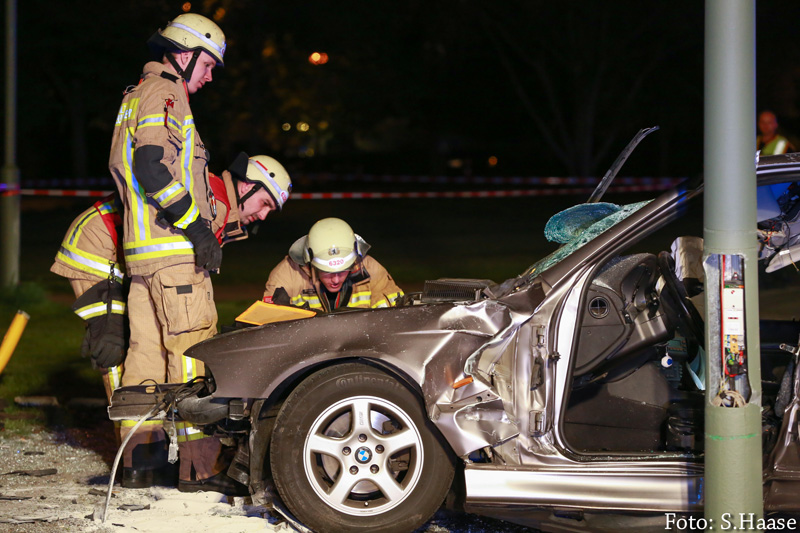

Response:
(181, 118), (195, 197)
(290, 288), (404, 310)
(74, 300), (126, 320)
(57, 245), (123, 282)
(67, 209), (96, 246)
(124, 242), (194, 262)
(173, 201), (198, 229)
(95, 200), (117, 216)
(173, 421), (211, 442)
(371, 292), (403, 309)
(155, 182), (186, 205)
(122, 127), (151, 243)
(775, 139), (787, 154)
(292, 294), (322, 309)
(121, 419), (163, 428)
(137, 114), (166, 128)
(60, 205), (124, 280)
(165, 114), (181, 132)
(107, 365), (122, 390)
(348, 291), (371, 307)
(182, 355), (196, 382)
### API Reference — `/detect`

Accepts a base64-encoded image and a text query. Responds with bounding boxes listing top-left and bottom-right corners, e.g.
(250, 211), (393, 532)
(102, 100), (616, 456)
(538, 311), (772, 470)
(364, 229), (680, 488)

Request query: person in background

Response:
(757, 110), (796, 155)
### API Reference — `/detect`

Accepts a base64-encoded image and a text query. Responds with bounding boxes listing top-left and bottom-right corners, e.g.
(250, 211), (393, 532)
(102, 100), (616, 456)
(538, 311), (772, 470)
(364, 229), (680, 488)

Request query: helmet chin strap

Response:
(166, 49), (202, 82)
(236, 181), (264, 211)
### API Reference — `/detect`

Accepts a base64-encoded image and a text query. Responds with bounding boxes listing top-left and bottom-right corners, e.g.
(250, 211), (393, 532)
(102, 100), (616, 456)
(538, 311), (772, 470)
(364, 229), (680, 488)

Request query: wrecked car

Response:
(110, 152), (800, 532)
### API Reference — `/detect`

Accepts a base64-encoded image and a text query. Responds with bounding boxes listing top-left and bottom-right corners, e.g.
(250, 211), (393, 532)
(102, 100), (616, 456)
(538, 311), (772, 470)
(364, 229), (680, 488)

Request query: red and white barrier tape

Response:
(13, 183), (675, 199)
(9, 175), (684, 188)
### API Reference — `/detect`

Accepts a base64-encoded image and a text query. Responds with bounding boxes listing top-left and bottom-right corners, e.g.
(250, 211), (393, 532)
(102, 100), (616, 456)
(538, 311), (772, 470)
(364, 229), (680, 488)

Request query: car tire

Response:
(270, 363), (454, 533)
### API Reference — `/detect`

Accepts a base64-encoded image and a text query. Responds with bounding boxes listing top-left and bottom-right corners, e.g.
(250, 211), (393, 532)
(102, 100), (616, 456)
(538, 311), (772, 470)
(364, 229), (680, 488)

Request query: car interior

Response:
(562, 227), (799, 457)
(563, 246), (708, 454)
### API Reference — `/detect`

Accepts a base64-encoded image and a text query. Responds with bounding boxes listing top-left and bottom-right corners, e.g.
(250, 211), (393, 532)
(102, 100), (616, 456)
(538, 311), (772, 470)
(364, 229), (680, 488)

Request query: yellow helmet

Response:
(152, 13), (226, 66)
(304, 218), (359, 273)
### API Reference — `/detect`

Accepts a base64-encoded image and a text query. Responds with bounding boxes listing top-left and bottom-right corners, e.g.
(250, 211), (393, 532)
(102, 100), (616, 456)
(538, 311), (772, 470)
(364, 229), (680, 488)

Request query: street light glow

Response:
(308, 52), (329, 65)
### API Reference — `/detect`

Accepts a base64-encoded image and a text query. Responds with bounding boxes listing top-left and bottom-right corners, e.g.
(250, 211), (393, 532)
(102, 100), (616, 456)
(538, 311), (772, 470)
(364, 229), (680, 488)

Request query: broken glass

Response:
(525, 200), (653, 278)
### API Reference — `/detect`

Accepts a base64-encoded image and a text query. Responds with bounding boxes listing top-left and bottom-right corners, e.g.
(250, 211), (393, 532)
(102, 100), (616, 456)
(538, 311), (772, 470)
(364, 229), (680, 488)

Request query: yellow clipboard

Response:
(235, 300), (317, 326)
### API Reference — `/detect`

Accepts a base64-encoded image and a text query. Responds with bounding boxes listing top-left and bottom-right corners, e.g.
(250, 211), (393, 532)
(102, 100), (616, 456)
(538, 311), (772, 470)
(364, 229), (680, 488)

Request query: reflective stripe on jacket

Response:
(51, 194), (124, 283)
(108, 62), (213, 276)
(264, 254), (403, 312)
(757, 134), (795, 155)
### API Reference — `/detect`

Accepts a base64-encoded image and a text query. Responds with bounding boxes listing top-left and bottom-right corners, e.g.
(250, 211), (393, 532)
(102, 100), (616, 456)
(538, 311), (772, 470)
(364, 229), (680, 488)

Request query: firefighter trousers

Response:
(120, 263), (223, 481)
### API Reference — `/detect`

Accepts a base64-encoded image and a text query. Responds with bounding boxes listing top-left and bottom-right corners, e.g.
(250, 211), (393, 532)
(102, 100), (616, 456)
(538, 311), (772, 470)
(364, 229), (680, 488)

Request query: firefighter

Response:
(264, 218), (403, 311)
(50, 194), (126, 403)
(52, 151), (289, 492)
(106, 13), (244, 494)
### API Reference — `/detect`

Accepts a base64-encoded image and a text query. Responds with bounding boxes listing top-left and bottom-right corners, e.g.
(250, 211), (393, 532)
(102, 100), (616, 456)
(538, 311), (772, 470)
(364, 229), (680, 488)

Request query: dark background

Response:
(4, 0), (800, 296)
(4, 0), (800, 184)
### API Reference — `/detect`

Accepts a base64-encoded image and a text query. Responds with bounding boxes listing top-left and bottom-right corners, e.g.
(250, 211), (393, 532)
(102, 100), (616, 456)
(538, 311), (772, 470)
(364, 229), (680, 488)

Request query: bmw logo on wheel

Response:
(356, 447), (372, 464)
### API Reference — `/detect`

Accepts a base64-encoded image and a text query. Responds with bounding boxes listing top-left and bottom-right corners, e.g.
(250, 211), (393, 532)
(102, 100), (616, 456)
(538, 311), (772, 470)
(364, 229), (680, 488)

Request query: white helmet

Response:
(229, 152), (292, 211)
(154, 13), (227, 66)
(246, 155), (292, 211)
(304, 218), (359, 273)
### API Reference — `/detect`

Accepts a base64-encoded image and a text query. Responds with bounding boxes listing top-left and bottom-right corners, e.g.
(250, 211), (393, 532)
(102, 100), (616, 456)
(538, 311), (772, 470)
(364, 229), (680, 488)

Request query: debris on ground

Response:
(0, 431), (286, 533)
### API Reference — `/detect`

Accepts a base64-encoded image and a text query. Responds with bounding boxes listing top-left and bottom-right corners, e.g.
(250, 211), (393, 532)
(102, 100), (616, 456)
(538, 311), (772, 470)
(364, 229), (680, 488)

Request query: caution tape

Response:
(7, 175), (684, 188)
(13, 183), (677, 199)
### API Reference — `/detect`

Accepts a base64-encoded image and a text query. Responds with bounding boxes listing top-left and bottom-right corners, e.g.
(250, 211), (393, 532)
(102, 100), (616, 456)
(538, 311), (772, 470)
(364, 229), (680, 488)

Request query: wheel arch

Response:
(249, 356), (435, 497)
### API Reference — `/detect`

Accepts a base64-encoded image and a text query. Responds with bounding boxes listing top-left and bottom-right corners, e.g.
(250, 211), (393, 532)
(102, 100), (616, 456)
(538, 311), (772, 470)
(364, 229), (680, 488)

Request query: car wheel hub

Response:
(355, 446), (372, 463)
(303, 395), (423, 516)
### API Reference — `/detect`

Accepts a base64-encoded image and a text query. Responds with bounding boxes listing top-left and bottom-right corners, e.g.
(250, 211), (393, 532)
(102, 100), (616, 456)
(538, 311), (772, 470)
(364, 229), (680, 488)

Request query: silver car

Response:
(111, 153), (800, 533)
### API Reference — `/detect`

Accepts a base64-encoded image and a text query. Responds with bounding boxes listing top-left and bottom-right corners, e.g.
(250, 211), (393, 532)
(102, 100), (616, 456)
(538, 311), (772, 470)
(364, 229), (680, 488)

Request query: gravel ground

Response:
(0, 421), (535, 533)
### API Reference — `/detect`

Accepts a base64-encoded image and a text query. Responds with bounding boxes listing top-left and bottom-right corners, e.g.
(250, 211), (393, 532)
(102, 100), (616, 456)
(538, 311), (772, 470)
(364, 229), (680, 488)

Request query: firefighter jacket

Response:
(51, 194), (124, 285)
(263, 235), (403, 312)
(108, 61), (213, 276)
(50, 194), (127, 330)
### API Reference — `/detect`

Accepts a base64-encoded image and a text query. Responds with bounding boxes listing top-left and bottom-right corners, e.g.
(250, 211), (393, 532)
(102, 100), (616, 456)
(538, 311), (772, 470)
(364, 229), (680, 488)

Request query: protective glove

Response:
(82, 313), (127, 369)
(183, 218), (223, 271)
(271, 287), (291, 306)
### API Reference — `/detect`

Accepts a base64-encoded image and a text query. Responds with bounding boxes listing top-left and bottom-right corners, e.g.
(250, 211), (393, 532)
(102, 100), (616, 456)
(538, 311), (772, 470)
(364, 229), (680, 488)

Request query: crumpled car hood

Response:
(188, 298), (513, 402)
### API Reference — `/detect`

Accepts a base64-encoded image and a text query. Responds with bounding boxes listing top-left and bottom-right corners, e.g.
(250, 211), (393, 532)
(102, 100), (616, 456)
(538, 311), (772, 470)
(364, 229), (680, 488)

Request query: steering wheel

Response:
(657, 251), (704, 346)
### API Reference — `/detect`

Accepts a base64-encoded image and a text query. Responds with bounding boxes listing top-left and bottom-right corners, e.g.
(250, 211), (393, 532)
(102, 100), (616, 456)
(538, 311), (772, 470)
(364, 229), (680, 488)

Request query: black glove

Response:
(82, 313), (127, 369)
(183, 218), (223, 271)
(272, 287), (291, 306)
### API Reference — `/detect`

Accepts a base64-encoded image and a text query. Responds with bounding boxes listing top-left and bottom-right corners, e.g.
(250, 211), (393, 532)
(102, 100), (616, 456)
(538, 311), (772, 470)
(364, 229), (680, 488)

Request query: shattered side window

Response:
(524, 200), (653, 278)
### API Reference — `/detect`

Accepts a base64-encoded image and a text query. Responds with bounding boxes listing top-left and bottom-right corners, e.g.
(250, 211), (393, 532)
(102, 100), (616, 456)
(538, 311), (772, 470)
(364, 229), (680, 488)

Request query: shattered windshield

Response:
(524, 200), (653, 279)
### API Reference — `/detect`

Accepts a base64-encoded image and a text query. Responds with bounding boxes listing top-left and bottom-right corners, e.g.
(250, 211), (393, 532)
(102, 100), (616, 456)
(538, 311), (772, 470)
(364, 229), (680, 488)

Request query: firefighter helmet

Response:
(229, 152), (292, 211)
(150, 13), (226, 66)
(246, 155), (292, 211)
(304, 218), (359, 273)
